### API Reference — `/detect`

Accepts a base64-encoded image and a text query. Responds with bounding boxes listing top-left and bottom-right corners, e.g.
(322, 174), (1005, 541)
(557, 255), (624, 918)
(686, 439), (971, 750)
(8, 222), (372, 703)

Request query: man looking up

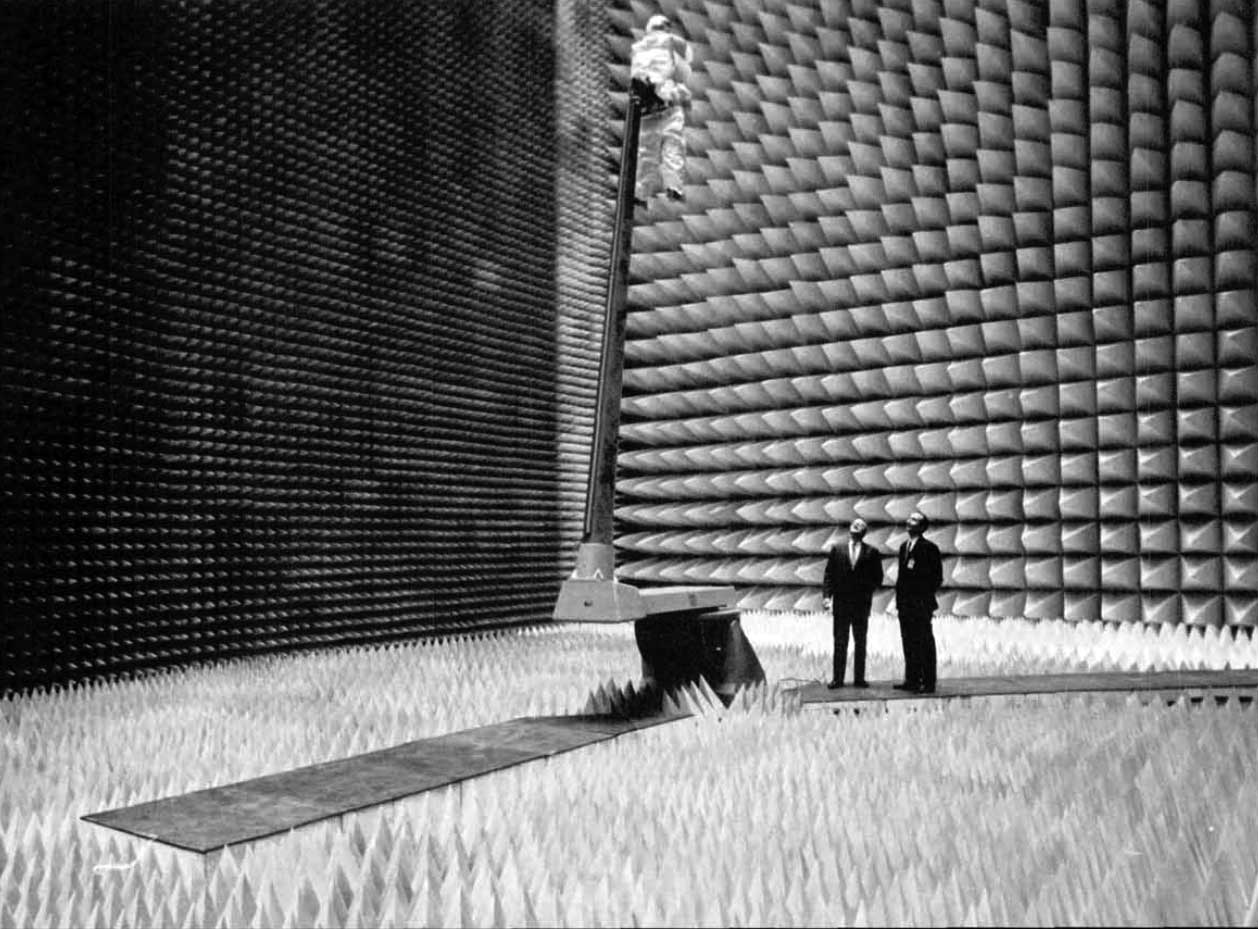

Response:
(894, 511), (944, 694)
(822, 517), (883, 689)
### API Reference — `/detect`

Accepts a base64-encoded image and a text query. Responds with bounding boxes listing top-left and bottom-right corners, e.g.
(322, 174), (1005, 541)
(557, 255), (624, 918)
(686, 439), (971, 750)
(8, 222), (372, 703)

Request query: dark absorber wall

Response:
(1, 0), (561, 692)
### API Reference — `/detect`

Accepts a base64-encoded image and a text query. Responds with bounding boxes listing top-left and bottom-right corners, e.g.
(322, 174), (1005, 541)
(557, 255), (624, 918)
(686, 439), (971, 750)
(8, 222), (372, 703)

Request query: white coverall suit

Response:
(631, 25), (693, 201)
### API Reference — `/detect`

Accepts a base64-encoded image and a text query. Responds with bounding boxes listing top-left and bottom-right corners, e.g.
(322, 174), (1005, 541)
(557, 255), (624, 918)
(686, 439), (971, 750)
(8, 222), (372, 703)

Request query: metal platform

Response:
(85, 668), (1258, 855)
(83, 713), (683, 854)
(790, 668), (1258, 707)
(553, 576), (736, 623)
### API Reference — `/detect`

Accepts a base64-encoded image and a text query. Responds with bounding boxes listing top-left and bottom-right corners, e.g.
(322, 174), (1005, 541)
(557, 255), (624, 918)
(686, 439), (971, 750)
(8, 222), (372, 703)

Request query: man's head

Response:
(906, 511), (928, 537)
(646, 13), (671, 32)
(848, 518), (868, 541)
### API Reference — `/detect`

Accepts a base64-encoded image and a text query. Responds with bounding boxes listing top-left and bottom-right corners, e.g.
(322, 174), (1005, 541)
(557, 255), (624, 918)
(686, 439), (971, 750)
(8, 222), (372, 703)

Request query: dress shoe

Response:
(826, 679), (844, 689)
(892, 683), (914, 691)
(853, 681), (869, 688)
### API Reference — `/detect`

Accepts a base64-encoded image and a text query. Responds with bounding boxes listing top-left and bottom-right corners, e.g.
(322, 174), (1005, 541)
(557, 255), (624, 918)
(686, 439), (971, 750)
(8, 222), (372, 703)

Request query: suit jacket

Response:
(895, 536), (943, 614)
(822, 542), (883, 609)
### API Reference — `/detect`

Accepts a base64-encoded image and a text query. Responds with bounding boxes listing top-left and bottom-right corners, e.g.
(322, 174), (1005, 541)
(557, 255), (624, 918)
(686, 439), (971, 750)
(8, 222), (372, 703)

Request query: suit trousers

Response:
(898, 608), (936, 689)
(832, 604), (870, 684)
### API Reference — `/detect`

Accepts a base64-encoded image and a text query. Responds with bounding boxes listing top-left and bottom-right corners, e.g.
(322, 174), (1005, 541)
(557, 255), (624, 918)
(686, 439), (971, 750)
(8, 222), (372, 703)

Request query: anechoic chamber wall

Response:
(0, 0), (574, 692)
(611, 0), (1258, 627)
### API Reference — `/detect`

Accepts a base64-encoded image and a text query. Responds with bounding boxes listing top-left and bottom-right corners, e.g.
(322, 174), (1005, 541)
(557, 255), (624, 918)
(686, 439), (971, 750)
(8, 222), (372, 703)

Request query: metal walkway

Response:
(85, 668), (1258, 854)
(790, 668), (1258, 707)
(84, 713), (682, 854)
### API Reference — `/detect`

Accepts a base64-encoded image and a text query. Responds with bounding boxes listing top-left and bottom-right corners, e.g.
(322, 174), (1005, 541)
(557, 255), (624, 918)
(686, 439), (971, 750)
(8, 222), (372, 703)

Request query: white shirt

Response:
(849, 541), (861, 564)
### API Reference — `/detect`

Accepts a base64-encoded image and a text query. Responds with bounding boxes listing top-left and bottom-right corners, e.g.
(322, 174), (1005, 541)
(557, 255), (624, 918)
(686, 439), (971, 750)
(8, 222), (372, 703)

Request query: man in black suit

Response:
(822, 518), (883, 688)
(894, 511), (944, 694)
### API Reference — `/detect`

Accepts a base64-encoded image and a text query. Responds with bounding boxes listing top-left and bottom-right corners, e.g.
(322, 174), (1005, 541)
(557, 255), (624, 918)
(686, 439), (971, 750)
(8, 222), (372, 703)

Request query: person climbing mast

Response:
(631, 13), (693, 204)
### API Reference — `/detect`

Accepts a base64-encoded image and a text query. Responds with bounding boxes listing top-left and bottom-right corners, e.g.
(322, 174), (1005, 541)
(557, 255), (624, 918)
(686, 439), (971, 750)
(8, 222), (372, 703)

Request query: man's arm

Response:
(928, 541), (944, 593)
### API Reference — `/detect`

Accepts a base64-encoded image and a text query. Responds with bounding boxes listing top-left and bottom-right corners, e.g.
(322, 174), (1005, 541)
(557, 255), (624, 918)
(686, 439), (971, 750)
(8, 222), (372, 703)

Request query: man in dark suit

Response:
(822, 517), (883, 688)
(894, 511), (944, 694)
